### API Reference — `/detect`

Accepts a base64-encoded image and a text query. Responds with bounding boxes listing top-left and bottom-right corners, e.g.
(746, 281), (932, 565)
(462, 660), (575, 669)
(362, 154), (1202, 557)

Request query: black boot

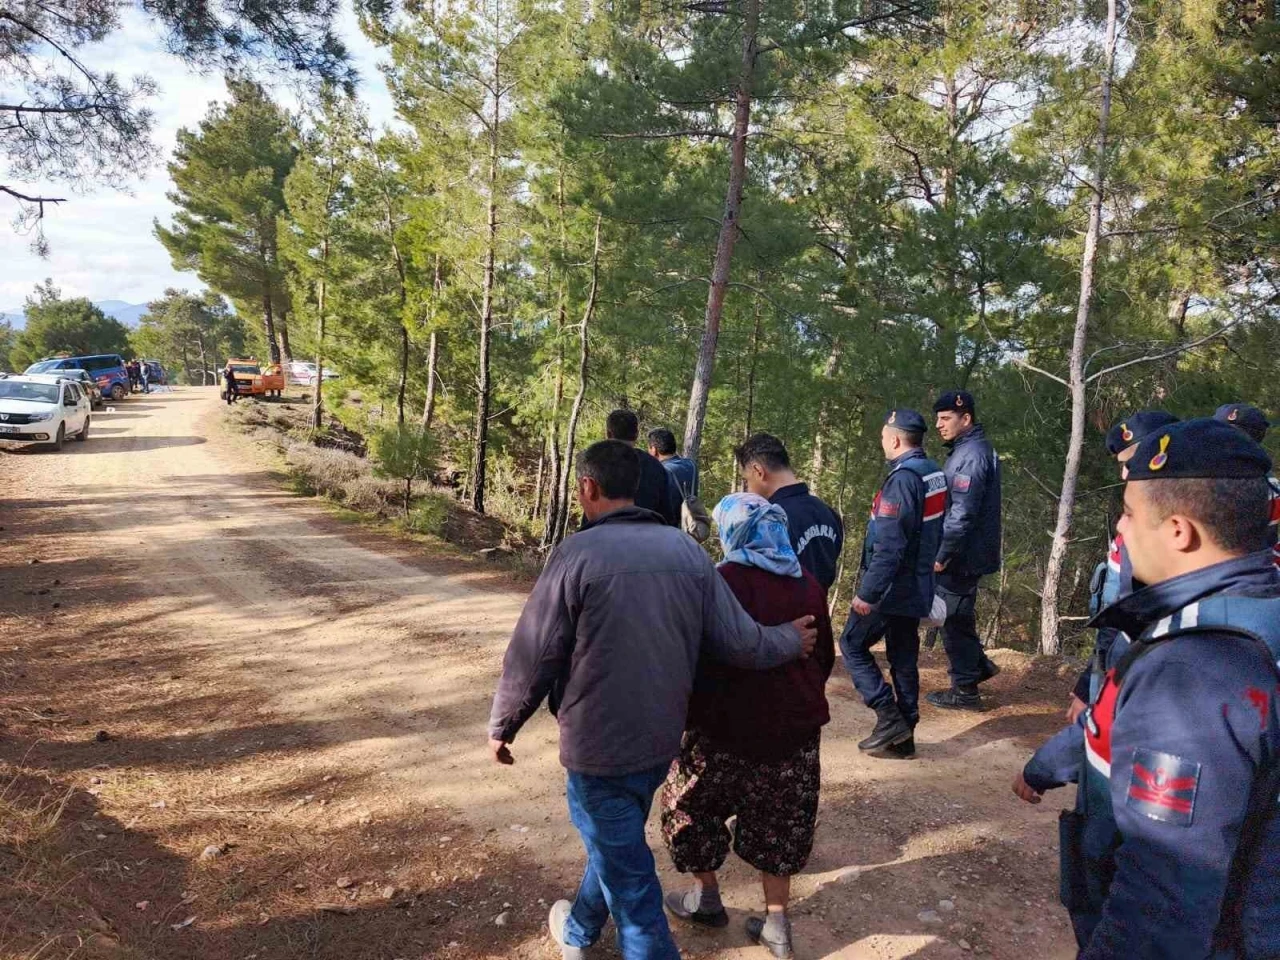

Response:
(859, 702), (913, 752)
(926, 686), (982, 711)
(882, 735), (915, 758)
(977, 657), (1001, 684)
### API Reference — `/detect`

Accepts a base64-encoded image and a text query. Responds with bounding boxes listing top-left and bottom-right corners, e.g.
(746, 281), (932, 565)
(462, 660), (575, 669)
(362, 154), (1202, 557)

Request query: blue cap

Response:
(932, 390), (975, 416)
(1213, 403), (1270, 444)
(1126, 418), (1272, 482)
(1105, 410), (1179, 456)
(885, 408), (927, 433)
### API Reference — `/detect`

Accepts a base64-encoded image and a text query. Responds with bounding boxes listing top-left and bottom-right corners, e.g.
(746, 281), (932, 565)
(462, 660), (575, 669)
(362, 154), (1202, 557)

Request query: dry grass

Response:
(222, 398), (535, 561)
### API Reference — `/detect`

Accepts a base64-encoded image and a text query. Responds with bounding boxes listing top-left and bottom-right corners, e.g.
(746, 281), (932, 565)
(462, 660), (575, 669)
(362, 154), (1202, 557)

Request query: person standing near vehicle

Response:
(736, 433), (844, 594)
(1015, 418), (1280, 959)
(487, 441), (817, 960)
(925, 391), (1002, 711)
(839, 409), (946, 758)
(223, 362), (239, 405)
(139, 362), (150, 395)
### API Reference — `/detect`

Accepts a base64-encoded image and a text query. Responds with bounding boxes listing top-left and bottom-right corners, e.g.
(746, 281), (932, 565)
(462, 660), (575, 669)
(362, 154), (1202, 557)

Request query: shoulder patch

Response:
(953, 474), (972, 493)
(878, 500), (901, 518)
(1126, 749), (1200, 826)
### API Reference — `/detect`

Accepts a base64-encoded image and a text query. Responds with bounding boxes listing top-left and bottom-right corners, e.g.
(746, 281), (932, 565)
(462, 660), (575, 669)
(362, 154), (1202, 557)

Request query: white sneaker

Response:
(548, 899), (587, 960)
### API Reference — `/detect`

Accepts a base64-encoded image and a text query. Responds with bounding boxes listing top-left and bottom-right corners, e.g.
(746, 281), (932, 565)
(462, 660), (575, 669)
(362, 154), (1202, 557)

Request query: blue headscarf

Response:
(713, 492), (802, 578)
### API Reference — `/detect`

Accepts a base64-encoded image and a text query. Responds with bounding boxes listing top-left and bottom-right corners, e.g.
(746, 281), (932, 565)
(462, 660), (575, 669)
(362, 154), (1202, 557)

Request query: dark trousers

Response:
(839, 610), (922, 725)
(564, 763), (679, 960)
(938, 573), (994, 689)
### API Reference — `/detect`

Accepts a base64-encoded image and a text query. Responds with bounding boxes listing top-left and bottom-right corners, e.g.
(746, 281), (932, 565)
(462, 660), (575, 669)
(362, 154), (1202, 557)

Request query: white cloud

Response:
(0, 3), (396, 310)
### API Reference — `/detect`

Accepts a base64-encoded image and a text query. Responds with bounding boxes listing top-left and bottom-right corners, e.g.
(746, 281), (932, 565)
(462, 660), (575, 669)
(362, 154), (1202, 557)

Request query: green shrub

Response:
(371, 425), (438, 515)
(401, 494), (450, 537)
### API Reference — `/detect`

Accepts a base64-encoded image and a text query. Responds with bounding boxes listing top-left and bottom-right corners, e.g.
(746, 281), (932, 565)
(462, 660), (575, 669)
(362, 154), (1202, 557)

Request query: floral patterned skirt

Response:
(659, 727), (821, 878)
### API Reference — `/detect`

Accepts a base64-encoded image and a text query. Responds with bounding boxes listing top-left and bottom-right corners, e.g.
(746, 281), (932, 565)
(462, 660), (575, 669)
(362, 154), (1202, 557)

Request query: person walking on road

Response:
(606, 409), (681, 527)
(736, 433), (843, 593)
(926, 391), (1002, 711)
(487, 440), (818, 960)
(1016, 418), (1280, 959)
(661, 492), (834, 959)
(839, 409), (946, 758)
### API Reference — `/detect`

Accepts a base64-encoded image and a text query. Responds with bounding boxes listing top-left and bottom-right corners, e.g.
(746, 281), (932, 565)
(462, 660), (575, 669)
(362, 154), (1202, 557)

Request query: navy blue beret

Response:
(932, 391), (975, 416)
(1126, 418), (1272, 482)
(885, 408), (927, 433)
(1213, 403), (1270, 444)
(1105, 410), (1179, 455)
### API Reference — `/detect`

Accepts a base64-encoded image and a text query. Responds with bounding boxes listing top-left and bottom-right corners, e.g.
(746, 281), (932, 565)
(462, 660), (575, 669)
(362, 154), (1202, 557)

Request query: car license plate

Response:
(0, 425), (18, 434)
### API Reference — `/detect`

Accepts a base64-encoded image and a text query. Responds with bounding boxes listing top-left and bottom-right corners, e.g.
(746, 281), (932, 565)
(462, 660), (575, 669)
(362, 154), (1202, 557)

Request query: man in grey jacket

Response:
(488, 440), (817, 960)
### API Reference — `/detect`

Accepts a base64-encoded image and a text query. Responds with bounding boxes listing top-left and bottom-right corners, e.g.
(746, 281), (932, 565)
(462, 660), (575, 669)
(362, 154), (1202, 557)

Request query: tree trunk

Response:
(312, 265), (327, 433)
(1039, 0), (1119, 656)
(552, 216), (602, 546)
(277, 311), (293, 367)
(422, 329), (439, 429)
(181, 342), (193, 386)
(681, 0), (759, 464)
(195, 328), (208, 385)
(809, 337), (843, 483)
(471, 48), (501, 515)
(261, 275), (280, 365)
(531, 442), (546, 521)
(542, 168), (569, 548)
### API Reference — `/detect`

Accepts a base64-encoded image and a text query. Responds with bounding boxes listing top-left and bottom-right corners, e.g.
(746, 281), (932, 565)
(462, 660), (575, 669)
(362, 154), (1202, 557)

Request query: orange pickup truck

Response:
(221, 359), (286, 399)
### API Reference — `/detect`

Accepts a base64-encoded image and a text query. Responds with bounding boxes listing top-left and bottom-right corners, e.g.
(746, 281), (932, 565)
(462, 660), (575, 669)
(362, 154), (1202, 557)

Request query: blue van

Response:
(25, 354), (131, 400)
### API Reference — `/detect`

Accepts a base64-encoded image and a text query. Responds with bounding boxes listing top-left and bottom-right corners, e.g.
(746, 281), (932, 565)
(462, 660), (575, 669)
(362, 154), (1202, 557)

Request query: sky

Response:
(0, 3), (397, 311)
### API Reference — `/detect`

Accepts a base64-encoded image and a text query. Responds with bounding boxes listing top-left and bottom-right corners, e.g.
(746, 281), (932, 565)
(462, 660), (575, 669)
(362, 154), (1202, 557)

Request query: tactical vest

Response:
(1066, 595), (1280, 949)
(863, 455), (946, 562)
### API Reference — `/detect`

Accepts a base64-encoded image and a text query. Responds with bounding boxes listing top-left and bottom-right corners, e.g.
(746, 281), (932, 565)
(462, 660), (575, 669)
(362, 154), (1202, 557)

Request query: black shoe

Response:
(977, 658), (1001, 684)
(858, 703), (913, 752)
(926, 687), (983, 711)
(664, 889), (729, 928)
(745, 915), (794, 959)
(879, 735), (916, 758)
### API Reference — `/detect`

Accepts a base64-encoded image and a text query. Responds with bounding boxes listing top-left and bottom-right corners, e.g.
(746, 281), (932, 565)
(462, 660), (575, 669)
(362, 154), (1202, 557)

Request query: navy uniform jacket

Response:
(937, 424), (1002, 578)
(771, 482), (843, 592)
(857, 449), (947, 618)
(1025, 552), (1280, 959)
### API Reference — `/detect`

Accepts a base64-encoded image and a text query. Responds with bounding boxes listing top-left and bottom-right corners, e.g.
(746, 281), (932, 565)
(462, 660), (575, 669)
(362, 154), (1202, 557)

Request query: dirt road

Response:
(0, 389), (1078, 960)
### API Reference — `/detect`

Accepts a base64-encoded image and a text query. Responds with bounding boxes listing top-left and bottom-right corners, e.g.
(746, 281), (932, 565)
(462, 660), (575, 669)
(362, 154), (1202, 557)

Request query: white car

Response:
(286, 361), (340, 385)
(0, 374), (92, 450)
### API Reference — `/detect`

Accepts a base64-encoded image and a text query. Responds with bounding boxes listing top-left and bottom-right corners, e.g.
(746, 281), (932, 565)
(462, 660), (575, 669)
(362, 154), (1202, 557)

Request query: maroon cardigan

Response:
(686, 562), (835, 760)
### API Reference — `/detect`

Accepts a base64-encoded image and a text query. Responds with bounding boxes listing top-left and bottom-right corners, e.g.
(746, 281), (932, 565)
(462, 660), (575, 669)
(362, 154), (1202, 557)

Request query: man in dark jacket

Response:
(607, 409), (681, 527)
(1214, 402), (1280, 569)
(1015, 418), (1280, 959)
(839, 409), (946, 757)
(488, 440), (817, 960)
(926, 391), (1002, 711)
(736, 433), (844, 592)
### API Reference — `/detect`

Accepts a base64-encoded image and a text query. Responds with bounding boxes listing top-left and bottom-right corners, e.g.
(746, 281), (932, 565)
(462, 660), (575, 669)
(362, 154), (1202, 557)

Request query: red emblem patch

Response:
(1126, 749), (1200, 826)
(878, 500), (901, 518)
(953, 474), (972, 493)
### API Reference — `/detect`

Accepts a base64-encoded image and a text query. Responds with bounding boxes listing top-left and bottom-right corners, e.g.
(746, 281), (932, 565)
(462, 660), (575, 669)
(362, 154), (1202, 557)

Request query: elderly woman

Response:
(661, 493), (835, 959)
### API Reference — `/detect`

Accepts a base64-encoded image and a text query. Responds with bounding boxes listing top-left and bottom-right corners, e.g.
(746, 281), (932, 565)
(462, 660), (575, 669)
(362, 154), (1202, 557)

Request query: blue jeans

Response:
(563, 763), (679, 960)
(839, 610), (921, 724)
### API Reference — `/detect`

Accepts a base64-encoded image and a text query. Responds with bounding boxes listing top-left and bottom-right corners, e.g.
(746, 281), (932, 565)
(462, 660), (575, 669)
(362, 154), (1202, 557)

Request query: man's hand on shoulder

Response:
(791, 615), (817, 658)
(489, 738), (514, 765)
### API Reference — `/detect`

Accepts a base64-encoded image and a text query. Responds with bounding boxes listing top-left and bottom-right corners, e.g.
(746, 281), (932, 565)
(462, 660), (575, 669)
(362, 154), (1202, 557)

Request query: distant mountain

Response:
(0, 300), (150, 330)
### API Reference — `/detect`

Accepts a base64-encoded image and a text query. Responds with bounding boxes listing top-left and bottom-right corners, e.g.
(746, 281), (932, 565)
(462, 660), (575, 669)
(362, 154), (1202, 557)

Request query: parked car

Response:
(285, 361), (340, 386)
(143, 360), (167, 385)
(25, 353), (131, 401)
(0, 374), (92, 450)
(62, 368), (104, 408)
